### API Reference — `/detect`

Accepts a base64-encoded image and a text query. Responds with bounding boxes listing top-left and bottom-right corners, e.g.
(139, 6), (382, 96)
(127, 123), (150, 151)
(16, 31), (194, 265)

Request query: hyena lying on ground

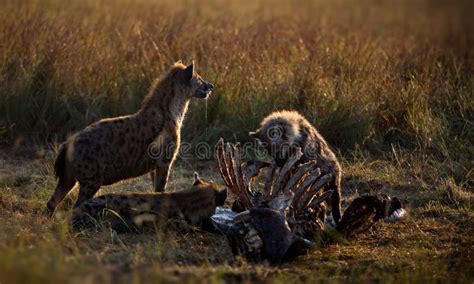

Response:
(46, 61), (214, 214)
(249, 110), (343, 223)
(72, 173), (227, 232)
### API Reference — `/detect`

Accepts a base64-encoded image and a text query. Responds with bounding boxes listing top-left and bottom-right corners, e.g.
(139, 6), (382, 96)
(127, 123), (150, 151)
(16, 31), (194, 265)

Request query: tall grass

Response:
(0, 0), (472, 177)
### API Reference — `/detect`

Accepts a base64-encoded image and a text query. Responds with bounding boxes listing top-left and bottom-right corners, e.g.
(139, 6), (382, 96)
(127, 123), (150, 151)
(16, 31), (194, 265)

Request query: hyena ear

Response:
(249, 131), (260, 139)
(183, 61), (195, 83)
(175, 59), (182, 64)
(193, 172), (204, 185)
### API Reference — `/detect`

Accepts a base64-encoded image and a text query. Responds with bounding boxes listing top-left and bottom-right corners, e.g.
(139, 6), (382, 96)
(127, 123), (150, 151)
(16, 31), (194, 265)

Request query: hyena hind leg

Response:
(73, 183), (101, 208)
(46, 177), (77, 216)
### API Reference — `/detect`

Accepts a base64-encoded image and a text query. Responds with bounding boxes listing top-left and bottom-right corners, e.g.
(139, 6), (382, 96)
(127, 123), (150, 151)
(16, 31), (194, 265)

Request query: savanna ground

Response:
(0, 0), (473, 282)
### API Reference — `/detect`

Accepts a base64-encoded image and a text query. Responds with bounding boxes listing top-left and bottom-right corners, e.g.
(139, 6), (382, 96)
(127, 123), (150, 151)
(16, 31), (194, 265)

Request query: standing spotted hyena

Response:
(46, 61), (214, 214)
(249, 110), (343, 224)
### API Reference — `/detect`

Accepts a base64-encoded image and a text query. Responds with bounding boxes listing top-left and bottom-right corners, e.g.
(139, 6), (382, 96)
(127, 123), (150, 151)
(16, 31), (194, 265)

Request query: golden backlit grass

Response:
(1, 0), (471, 151)
(0, 154), (472, 283)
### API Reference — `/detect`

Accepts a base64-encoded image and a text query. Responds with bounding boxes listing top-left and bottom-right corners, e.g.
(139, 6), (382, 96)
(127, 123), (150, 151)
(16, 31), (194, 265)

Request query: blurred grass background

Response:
(1, 0), (472, 154)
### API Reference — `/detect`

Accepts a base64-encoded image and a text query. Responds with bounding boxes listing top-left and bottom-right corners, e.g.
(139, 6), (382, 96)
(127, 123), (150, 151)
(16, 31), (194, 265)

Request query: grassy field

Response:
(0, 0), (472, 283)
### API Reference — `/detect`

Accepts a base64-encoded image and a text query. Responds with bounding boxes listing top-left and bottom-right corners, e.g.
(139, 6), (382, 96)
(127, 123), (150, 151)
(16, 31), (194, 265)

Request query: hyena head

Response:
(175, 61), (214, 99)
(193, 172), (227, 206)
(249, 111), (300, 161)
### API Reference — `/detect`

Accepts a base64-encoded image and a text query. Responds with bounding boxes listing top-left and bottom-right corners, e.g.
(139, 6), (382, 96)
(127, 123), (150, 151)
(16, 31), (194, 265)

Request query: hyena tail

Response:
(46, 144), (76, 215)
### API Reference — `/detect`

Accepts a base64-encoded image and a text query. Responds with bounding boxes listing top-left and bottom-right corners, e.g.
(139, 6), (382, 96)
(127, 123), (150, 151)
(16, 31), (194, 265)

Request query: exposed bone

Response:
(244, 228), (264, 252)
(305, 189), (334, 211)
(291, 165), (322, 204)
(386, 208), (406, 222)
(271, 148), (303, 198)
(296, 174), (333, 212)
(217, 140), (251, 208)
(217, 139), (233, 188)
(262, 162), (277, 201)
(234, 210), (252, 222)
(224, 143), (238, 188)
(241, 160), (269, 194)
(241, 165), (253, 190)
(217, 138), (330, 241)
(282, 161), (318, 194)
(224, 143), (242, 202)
(301, 238), (317, 249)
(231, 143), (246, 193)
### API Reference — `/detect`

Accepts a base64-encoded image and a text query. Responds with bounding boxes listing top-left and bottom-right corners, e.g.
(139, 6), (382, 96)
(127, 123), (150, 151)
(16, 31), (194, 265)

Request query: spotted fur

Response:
(250, 110), (343, 223)
(72, 174), (227, 232)
(46, 62), (214, 214)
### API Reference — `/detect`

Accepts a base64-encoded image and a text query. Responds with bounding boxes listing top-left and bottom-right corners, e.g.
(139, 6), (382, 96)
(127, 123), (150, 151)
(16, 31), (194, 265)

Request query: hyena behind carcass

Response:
(46, 61), (214, 214)
(249, 110), (343, 224)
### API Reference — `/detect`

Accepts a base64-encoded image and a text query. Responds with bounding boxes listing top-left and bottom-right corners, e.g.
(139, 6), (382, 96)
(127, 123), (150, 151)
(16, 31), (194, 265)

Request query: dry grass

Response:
(0, 0), (472, 282)
(0, 151), (472, 283)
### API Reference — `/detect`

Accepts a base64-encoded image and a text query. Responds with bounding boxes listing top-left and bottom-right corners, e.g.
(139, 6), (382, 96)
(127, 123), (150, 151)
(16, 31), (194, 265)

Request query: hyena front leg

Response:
(154, 157), (174, 192)
(46, 177), (77, 215)
(74, 182), (101, 208)
(152, 135), (178, 192)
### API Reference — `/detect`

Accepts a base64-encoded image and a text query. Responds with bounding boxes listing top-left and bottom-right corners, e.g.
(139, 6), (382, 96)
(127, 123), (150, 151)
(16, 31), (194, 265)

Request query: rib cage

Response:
(216, 138), (333, 237)
(215, 138), (407, 263)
